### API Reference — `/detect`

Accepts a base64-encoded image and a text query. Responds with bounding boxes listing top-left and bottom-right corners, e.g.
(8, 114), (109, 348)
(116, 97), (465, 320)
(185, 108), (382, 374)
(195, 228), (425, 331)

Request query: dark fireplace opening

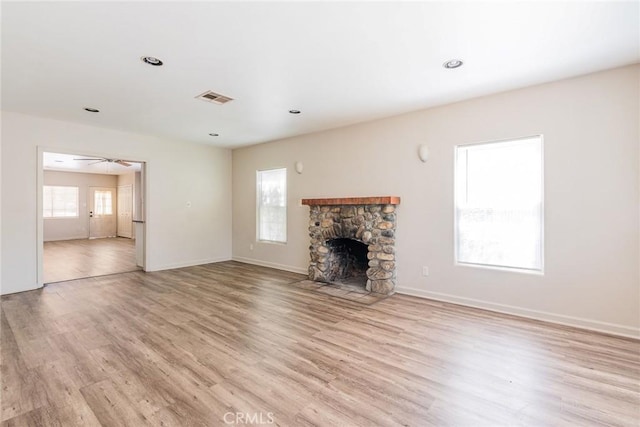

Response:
(325, 238), (368, 288)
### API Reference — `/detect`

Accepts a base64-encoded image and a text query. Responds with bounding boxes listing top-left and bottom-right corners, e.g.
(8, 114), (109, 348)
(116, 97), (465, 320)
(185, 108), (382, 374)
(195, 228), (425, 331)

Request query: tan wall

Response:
(117, 172), (135, 187)
(232, 65), (640, 337)
(43, 171), (117, 241)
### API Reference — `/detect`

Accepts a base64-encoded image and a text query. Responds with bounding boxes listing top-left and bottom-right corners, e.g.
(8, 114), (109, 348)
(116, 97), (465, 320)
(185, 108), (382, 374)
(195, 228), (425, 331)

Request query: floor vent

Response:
(195, 90), (234, 105)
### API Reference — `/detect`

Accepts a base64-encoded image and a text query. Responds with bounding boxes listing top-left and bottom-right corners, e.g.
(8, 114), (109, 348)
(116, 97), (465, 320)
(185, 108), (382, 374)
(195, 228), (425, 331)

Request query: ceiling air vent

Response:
(195, 90), (234, 105)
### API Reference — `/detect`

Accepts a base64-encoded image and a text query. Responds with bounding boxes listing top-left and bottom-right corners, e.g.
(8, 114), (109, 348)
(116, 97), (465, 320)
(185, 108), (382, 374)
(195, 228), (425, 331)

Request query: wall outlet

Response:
(422, 266), (429, 276)
(249, 243), (254, 251)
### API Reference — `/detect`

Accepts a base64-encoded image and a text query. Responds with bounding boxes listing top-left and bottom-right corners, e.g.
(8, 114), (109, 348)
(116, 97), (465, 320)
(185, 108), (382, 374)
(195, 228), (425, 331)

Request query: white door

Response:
(89, 187), (117, 239)
(117, 185), (133, 238)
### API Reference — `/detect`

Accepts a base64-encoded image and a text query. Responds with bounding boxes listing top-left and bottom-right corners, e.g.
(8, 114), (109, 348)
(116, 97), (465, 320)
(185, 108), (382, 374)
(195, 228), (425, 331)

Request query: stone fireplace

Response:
(301, 196), (400, 295)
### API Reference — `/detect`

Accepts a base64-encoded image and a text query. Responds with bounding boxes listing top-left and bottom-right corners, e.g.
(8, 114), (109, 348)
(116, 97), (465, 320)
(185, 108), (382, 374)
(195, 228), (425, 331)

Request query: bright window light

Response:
(257, 168), (287, 243)
(43, 186), (79, 218)
(94, 190), (113, 215)
(455, 136), (544, 272)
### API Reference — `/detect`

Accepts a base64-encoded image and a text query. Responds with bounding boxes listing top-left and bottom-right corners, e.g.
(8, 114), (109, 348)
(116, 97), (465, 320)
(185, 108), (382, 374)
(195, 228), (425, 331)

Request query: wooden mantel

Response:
(301, 196), (400, 206)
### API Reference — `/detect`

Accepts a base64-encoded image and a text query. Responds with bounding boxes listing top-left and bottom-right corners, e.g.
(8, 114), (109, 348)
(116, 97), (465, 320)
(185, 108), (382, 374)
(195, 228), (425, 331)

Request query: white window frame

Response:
(256, 167), (287, 244)
(43, 185), (80, 219)
(454, 135), (544, 274)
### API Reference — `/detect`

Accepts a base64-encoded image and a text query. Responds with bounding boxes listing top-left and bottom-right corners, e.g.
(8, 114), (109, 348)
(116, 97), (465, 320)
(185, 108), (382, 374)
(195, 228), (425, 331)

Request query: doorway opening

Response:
(39, 151), (147, 284)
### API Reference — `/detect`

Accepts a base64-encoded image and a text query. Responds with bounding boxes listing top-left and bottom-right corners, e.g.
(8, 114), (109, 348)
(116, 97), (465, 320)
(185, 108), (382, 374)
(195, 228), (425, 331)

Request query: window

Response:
(43, 186), (79, 218)
(455, 136), (543, 272)
(94, 190), (113, 215)
(257, 168), (287, 243)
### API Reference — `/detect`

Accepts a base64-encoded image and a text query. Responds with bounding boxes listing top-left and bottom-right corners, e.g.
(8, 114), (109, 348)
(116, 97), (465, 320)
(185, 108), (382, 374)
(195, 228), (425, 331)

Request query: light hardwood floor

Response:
(1, 262), (638, 426)
(43, 238), (139, 284)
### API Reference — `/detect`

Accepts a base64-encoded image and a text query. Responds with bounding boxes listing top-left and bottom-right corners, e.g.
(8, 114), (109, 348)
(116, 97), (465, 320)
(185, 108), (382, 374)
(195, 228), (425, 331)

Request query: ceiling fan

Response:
(73, 157), (132, 167)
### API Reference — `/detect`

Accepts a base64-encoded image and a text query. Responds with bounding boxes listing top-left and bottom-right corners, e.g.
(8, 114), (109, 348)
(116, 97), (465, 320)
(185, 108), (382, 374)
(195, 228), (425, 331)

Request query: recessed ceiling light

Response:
(289, 110), (301, 114)
(141, 56), (163, 66)
(209, 133), (219, 137)
(443, 59), (464, 69)
(84, 107), (100, 113)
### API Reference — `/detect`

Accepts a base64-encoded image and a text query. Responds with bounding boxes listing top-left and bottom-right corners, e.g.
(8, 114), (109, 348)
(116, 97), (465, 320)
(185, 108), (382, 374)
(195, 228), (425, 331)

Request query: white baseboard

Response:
(146, 256), (232, 272)
(44, 235), (89, 242)
(232, 256), (308, 275)
(1, 283), (42, 296)
(396, 287), (639, 340)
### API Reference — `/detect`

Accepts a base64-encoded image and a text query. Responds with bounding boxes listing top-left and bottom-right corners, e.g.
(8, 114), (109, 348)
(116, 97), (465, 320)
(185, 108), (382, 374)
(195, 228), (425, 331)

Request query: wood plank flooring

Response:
(43, 238), (139, 284)
(2, 261), (638, 426)
(291, 280), (389, 305)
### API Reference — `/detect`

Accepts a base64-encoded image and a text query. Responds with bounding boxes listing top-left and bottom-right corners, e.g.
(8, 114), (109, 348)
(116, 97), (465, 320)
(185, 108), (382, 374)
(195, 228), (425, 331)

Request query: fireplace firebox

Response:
(302, 196), (400, 295)
(324, 238), (369, 286)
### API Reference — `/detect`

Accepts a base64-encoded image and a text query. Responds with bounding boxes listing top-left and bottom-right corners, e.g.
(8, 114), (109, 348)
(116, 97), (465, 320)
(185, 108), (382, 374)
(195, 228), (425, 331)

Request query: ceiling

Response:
(43, 152), (142, 175)
(2, 2), (638, 148)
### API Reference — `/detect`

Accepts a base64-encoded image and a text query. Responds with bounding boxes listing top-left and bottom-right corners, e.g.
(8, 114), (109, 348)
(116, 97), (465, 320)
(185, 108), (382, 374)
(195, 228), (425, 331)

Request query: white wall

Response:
(232, 65), (640, 337)
(1, 111), (232, 295)
(43, 171), (118, 241)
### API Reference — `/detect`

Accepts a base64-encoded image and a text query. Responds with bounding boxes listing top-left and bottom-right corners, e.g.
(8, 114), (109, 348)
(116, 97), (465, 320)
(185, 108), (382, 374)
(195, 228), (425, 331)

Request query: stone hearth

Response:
(302, 196), (400, 295)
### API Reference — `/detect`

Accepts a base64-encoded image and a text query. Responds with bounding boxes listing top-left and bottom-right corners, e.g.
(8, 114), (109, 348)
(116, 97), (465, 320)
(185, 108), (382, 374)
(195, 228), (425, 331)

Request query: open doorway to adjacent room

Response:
(39, 151), (147, 284)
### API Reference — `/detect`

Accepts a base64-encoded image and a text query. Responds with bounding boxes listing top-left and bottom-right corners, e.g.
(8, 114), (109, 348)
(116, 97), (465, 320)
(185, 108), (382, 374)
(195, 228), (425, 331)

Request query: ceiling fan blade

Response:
(115, 160), (132, 167)
(73, 158), (104, 161)
(88, 160), (107, 165)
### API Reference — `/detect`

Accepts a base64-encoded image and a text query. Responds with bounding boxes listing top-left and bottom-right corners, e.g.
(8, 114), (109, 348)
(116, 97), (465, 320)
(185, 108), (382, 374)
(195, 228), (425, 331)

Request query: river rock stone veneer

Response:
(301, 197), (400, 295)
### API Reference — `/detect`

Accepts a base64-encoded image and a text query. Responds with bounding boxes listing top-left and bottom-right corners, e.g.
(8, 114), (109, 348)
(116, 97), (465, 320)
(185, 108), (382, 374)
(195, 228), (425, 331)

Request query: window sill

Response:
(455, 262), (544, 276)
(258, 240), (287, 246)
(44, 216), (79, 220)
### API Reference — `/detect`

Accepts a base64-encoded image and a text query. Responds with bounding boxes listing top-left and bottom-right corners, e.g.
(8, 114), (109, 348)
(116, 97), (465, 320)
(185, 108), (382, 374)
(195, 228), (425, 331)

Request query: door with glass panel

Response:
(89, 187), (117, 239)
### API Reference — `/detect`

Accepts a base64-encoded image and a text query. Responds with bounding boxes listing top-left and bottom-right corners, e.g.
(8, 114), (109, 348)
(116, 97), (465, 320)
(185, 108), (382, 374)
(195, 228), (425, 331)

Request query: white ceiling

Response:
(2, 2), (638, 148)
(43, 152), (142, 175)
